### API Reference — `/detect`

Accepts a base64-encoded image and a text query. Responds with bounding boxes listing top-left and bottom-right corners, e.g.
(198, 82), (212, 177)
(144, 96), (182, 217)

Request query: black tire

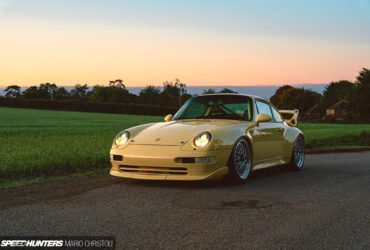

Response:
(226, 138), (252, 184)
(289, 135), (305, 170)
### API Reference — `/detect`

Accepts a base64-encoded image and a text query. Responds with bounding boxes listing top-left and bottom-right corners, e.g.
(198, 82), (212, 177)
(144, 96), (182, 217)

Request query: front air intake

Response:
(119, 165), (188, 175)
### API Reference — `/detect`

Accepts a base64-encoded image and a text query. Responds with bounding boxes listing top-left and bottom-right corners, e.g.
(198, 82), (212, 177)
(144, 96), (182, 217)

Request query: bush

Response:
(0, 97), (177, 116)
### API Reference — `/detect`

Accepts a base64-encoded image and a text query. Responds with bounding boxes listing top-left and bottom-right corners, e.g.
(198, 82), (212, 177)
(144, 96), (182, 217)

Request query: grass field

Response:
(0, 107), (161, 181)
(301, 123), (370, 149)
(1, 107), (369, 181)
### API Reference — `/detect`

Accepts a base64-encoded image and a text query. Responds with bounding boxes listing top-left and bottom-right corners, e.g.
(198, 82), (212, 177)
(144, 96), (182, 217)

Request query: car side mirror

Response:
(255, 114), (272, 126)
(164, 114), (173, 122)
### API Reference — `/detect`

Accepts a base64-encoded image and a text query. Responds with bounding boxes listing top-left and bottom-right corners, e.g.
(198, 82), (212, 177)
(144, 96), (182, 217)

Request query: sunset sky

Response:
(0, 0), (369, 87)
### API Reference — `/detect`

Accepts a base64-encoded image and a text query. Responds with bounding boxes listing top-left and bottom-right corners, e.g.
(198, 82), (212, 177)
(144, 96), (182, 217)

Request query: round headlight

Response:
(194, 132), (211, 148)
(114, 131), (130, 146)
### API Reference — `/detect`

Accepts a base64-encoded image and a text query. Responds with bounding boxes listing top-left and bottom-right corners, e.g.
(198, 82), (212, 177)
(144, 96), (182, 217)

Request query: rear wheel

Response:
(289, 135), (305, 170)
(227, 138), (252, 183)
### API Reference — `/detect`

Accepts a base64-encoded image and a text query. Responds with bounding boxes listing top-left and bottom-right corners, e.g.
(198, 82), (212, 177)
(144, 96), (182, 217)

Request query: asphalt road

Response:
(0, 152), (369, 249)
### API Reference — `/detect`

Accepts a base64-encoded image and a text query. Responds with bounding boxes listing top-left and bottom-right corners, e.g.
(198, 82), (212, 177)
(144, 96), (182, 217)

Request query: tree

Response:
(4, 85), (21, 98)
(88, 85), (129, 103)
(175, 79), (187, 107)
(270, 85), (294, 108)
(177, 79), (186, 94)
(219, 88), (238, 93)
(270, 86), (322, 115)
(202, 88), (216, 94)
(202, 88), (237, 95)
(88, 86), (109, 103)
(54, 87), (70, 100)
(23, 86), (47, 99)
(354, 68), (370, 121)
(109, 79), (125, 89)
(159, 79), (187, 107)
(138, 85), (161, 105)
(22, 83), (56, 99)
(71, 84), (89, 99)
(39, 83), (57, 100)
(322, 80), (355, 109)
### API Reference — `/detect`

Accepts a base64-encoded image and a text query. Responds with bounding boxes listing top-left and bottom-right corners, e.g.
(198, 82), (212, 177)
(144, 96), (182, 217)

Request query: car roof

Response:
(201, 93), (269, 102)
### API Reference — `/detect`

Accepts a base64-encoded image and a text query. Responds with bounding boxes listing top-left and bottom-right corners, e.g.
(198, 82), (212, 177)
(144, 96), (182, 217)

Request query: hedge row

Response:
(0, 97), (178, 116)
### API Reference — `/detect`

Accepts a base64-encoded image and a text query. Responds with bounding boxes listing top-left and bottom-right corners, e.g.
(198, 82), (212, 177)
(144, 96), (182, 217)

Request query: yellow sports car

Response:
(110, 94), (305, 183)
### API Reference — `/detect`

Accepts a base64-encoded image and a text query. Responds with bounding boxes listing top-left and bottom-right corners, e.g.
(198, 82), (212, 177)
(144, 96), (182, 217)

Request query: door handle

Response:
(276, 128), (284, 132)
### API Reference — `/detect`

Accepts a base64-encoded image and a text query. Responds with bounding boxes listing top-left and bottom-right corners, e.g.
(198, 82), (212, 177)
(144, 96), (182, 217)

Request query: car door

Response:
(269, 104), (286, 159)
(252, 100), (285, 164)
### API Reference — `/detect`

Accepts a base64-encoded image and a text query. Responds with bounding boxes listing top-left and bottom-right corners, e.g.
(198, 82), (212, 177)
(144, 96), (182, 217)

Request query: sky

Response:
(0, 0), (369, 87)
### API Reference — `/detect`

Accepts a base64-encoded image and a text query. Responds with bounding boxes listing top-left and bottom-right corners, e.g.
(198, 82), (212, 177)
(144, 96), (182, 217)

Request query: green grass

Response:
(0, 107), (161, 181)
(299, 123), (370, 149)
(0, 107), (369, 182)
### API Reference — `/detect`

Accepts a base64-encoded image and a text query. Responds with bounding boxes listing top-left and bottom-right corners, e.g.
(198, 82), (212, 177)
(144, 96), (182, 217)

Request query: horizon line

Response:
(0, 83), (329, 88)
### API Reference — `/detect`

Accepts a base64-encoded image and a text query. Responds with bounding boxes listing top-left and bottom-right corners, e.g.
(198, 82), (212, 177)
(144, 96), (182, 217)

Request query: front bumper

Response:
(110, 144), (231, 181)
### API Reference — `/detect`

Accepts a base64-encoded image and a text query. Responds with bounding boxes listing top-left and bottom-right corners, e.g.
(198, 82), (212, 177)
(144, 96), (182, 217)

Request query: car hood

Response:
(130, 119), (243, 146)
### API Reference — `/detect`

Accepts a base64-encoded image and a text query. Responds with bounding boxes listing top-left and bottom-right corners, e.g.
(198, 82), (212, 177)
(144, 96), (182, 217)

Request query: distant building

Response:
(305, 104), (321, 120)
(326, 99), (349, 121)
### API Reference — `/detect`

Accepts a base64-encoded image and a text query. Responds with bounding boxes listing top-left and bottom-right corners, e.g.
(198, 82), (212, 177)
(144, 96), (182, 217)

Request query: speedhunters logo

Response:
(0, 237), (115, 249)
(1, 240), (63, 247)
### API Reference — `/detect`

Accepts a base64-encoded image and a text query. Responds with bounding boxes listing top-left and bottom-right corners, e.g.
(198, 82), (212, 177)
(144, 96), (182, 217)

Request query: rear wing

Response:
(279, 109), (299, 127)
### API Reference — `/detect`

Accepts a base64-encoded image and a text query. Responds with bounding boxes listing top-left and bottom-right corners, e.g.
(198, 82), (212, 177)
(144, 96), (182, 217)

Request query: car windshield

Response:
(173, 95), (252, 121)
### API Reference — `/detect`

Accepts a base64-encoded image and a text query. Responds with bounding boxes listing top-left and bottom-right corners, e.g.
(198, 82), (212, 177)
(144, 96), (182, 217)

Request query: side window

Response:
(222, 102), (251, 121)
(255, 100), (273, 121)
(271, 105), (283, 122)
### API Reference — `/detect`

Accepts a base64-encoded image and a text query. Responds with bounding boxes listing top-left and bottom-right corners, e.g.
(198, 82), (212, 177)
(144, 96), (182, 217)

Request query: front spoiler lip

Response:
(110, 167), (229, 181)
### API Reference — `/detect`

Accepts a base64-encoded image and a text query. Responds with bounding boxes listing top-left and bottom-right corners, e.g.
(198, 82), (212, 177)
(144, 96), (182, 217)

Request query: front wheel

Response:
(289, 135), (305, 170)
(227, 138), (252, 183)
